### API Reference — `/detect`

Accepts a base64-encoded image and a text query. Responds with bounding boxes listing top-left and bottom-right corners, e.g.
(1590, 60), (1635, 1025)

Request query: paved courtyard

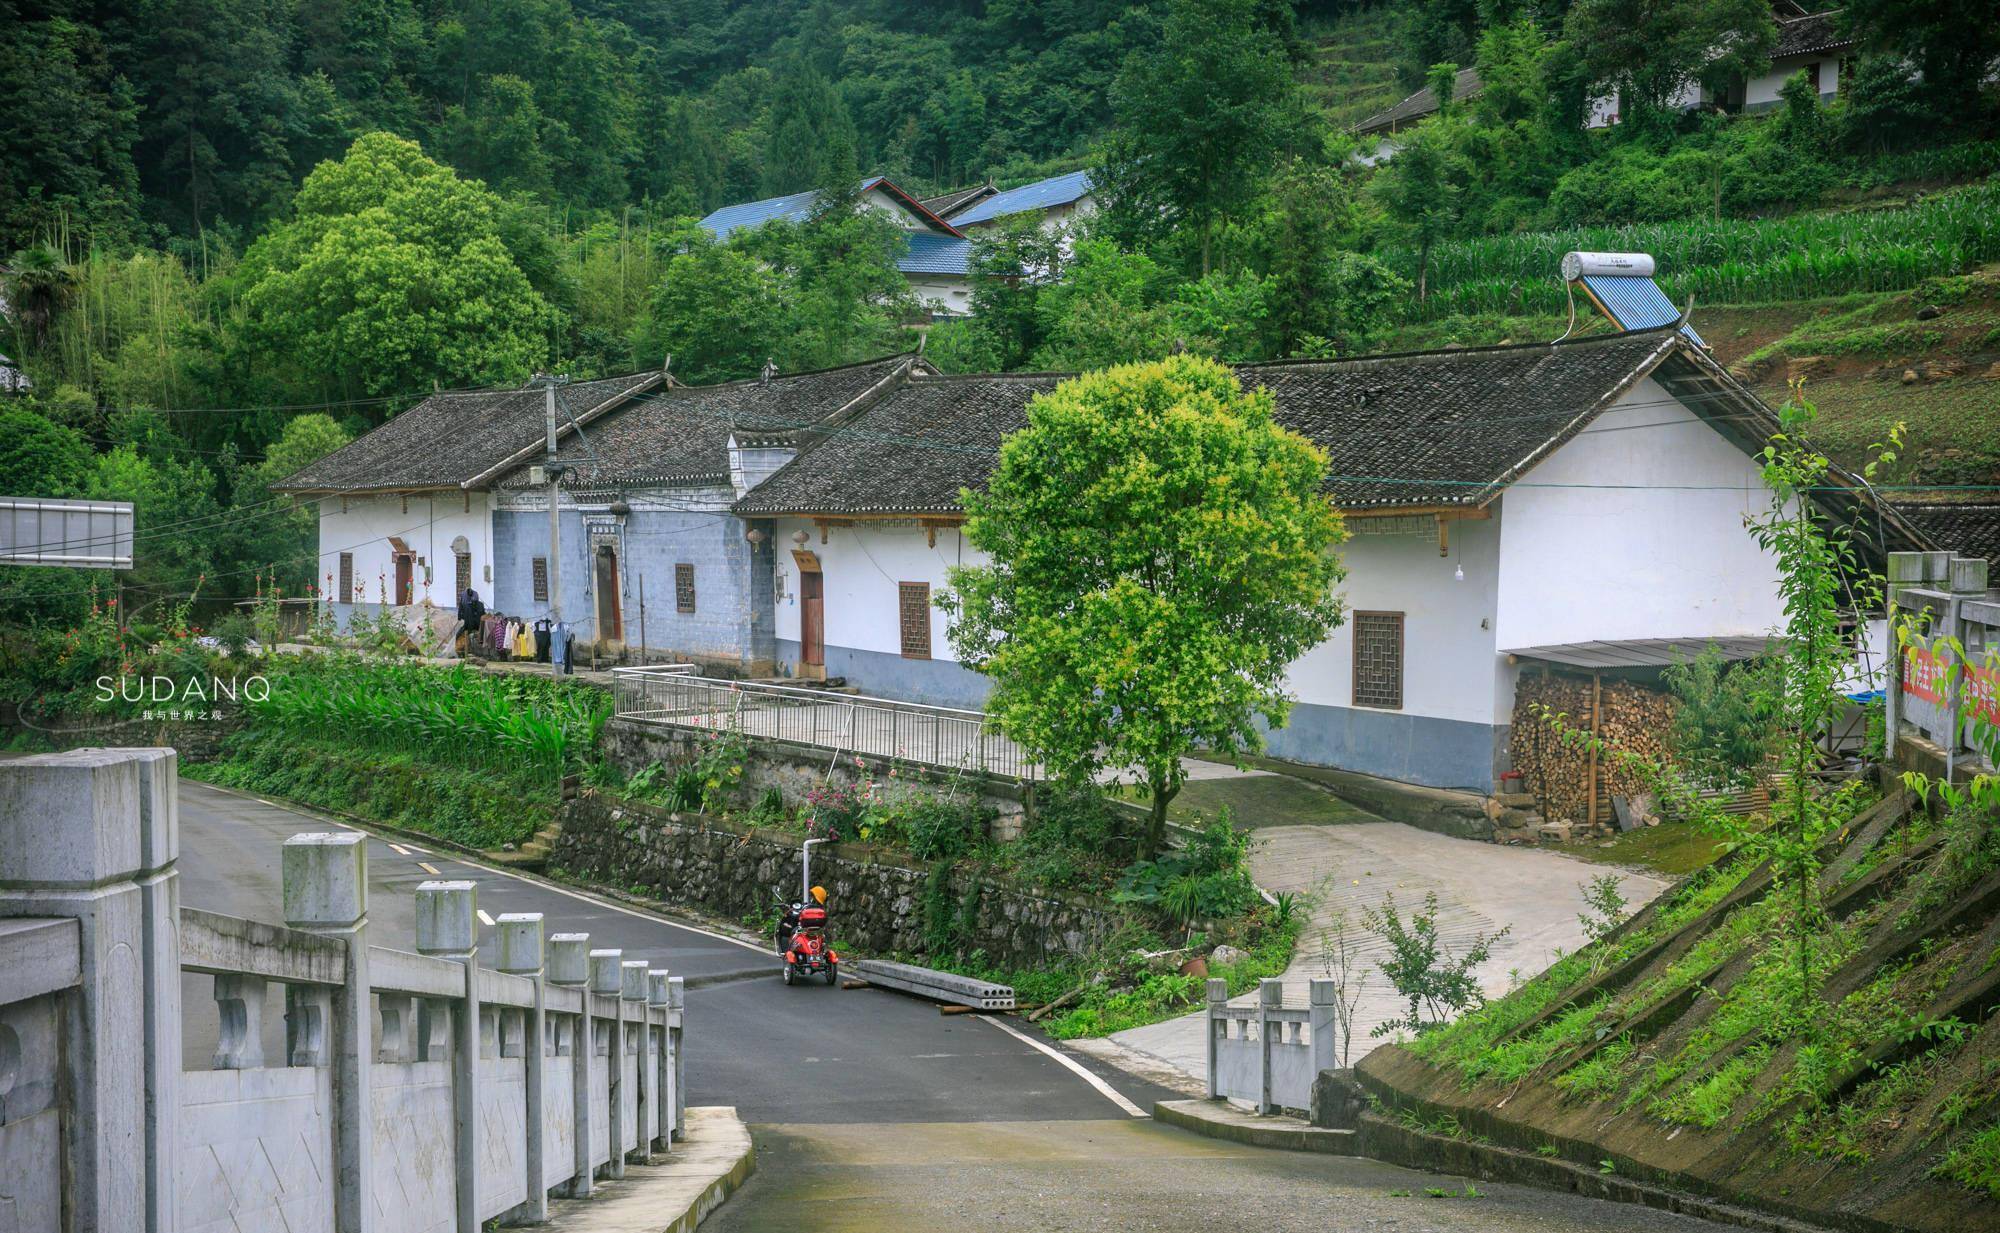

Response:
(1113, 820), (1668, 1079)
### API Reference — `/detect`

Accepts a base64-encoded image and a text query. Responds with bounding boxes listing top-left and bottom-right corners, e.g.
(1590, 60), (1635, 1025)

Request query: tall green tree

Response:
(236, 132), (553, 401)
(943, 356), (1346, 857)
(1368, 120), (1464, 301)
(1843, 0), (1999, 123)
(1096, 0), (1306, 274)
(642, 234), (785, 382)
(762, 61), (859, 196)
(0, 7), (138, 252)
(1564, 0), (1774, 128)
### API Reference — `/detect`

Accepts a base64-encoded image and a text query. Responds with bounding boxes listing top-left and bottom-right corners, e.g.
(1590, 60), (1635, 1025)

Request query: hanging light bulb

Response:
(1455, 562), (1464, 582)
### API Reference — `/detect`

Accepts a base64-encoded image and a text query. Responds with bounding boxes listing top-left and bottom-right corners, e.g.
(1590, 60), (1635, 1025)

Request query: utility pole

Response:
(536, 375), (569, 681)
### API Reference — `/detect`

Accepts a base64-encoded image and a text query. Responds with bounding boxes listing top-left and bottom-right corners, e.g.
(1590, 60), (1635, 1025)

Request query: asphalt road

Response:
(174, 777), (1176, 1123)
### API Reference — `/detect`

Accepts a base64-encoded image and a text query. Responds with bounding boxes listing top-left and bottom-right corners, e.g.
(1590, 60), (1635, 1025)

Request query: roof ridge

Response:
(907, 369), (1076, 382)
(1241, 323), (1681, 373)
(664, 352), (916, 393)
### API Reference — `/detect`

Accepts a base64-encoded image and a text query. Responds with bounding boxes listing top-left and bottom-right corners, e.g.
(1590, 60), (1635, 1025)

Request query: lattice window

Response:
(676, 563), (696, 614)
(1352, 611), (1404, 709)
(455, 552), (471, 596)
(899, 582), (932, 659)
(338, 553), (353, 604)
(532, 557), (549, 603)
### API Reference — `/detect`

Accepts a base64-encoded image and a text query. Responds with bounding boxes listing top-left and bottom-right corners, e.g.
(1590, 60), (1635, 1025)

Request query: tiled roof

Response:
(1887, 502), (2000, 566)
(732, 328), (1713, 517)
(273, 371), (664, 493)
(731, 373), (1066, 515)
(901, 232), (972, 276)
(502, 355), (919, 490)
(949, 171), (1095, 226)
(1775, 9), (1855, 58)
(922, 183), (997, 217)
(1354, 68), (1484, 136)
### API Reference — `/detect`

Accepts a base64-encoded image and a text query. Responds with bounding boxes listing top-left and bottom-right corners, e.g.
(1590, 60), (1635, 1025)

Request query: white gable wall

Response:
(315, 491), (493, 609)
(1493, 376), (1781, 653)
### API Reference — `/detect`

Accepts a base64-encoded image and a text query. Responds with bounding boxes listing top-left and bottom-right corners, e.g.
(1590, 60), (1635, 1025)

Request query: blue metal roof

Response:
(698, 177), (890, 240)
(1581, 274), (1705, 347)
(899, 232), (970, 277)
(949, 170), (1093, 226)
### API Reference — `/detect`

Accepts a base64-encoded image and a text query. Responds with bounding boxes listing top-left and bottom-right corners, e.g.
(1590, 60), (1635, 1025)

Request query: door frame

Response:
(594, 543), (624, 645)
(795, 552), (825, 678)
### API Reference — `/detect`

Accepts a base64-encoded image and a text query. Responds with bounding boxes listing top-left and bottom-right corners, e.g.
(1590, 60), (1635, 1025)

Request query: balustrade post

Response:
(0, 750), (182, 1233)
(547, 933), (593, 1196)
(1309, 977), (1338, 1076)
(668, 975), (686, 1137)
(589, 949), (627, 1179)
(1204, 978), (1226, 1100)
(283, 831), (373, 1233)
(620, 959), (650, 1163)
(647, 971), (673, 1154)
(496, 913), (548, 1221)
(416, 880), (480, 1233)
(1256, 978), (1283, 1115)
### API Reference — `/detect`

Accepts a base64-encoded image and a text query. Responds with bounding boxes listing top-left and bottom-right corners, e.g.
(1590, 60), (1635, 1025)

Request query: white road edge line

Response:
(477, 909), (496, 926)
(982, 1015), (1148, 1118)
(199, 778), (772, 956)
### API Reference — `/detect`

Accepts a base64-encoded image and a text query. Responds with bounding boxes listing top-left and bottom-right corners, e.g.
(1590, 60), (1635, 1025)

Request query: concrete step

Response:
(1153, 1099), (1360, 1154)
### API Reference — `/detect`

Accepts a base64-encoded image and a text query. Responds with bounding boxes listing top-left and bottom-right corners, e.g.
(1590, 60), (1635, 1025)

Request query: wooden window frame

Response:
(532, 557), (549, 603)
(337, 553), (353, 605)
(1351, 610), (1405, 710)
(898, 581), (932, 660)
(675, 563), (697, 614)
(455, 551), (471, 597)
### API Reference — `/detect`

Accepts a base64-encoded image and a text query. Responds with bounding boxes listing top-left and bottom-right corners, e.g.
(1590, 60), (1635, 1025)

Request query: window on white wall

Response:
(676, 564), (696, 614)
(1352, 611), (1404, 709)
(899, 582), (932, 659)
(456, 551), (471, 595)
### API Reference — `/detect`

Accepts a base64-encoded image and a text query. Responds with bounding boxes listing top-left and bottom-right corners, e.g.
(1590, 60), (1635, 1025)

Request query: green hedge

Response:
(187, 729), (555, 850)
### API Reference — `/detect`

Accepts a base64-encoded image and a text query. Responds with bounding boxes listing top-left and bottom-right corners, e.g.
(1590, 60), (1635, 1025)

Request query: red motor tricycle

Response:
(781, 905), (840, 987)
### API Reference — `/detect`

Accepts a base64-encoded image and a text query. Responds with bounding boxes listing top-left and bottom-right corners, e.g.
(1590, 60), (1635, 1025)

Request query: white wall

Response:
(1493, 377), (1782, 654)
(907, 276), (973, 316)
(772, 517), (971, 659)
(315, 491), (492, 607)
(1745, 54), (1841, 109)
(1282, 515), (1505, 726)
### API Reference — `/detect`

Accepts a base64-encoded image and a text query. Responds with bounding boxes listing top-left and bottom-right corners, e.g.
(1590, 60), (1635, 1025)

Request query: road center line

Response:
(982, 1015), (1148, 1118)
(477, 909), (496, 926)
(417, 862), (440, 876)
(389, 843), (411, 856)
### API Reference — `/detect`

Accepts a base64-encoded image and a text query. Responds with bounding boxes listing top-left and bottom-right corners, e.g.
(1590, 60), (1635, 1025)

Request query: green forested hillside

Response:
(0, 0), (1995, 629)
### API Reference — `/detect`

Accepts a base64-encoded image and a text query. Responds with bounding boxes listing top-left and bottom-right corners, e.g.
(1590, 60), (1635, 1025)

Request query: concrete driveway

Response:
(1113, 821), (1667, 1077)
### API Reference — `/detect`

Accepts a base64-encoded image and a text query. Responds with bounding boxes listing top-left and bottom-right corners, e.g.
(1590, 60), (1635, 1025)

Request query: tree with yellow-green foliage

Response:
(942, 356), (1346, 858)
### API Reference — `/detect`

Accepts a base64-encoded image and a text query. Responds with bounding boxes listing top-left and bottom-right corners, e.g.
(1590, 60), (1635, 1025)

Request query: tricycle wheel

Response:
(824, 961), (838, 987)
(782, 963), (795, 986)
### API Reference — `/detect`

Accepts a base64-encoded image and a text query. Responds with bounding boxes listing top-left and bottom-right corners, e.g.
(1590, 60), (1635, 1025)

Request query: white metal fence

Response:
(611, 664), (1037, 780)
(1207, 978), (1340, 1114)
(0, 748), (686, 1233)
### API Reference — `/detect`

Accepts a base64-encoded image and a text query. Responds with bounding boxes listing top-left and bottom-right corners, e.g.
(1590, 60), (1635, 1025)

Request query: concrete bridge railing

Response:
(1207, 977), (1339, 1115)
(0, 747), (684, 1233)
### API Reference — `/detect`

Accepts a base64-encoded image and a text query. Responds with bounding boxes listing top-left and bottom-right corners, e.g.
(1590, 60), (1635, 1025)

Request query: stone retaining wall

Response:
(554, 793), (1119, 966)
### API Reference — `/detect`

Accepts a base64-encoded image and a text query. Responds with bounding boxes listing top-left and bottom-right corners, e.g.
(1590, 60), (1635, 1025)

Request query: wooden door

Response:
(595, 546), (623, 642)
(394, 553), (413, 606)
(800, 570), (824, 667)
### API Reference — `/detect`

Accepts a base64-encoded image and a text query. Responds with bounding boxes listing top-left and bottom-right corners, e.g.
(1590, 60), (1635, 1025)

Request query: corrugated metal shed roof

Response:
(950, 171), (1094, 226)
(1505, 636), (1779, 668)
(1354, 68), (1484, 136)
(698, 177), (967, 278)
(1581, 275), (1706, 346)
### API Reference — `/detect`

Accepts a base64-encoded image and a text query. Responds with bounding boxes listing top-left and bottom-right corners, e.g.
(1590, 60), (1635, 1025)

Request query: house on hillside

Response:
(939, 170), (1096, 233)
(731, 326), (1927, 791)
(274, 355), (930, 672)
(699, 177), (974, 317)
(1353, 8), (1856, 157)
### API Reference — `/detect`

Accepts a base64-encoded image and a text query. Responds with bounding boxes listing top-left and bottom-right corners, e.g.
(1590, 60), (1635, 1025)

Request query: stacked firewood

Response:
(1510, 674), (1677, 825)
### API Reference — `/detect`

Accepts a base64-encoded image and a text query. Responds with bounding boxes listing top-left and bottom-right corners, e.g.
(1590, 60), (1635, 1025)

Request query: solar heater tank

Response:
(1561, 251), (1656, 281)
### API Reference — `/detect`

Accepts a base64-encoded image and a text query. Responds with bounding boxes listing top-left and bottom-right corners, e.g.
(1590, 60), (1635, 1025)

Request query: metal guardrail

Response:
(609, 664), (1036, 781)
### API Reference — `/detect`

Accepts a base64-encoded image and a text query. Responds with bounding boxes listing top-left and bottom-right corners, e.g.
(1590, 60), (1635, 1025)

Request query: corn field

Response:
(1388, 179), (2000, 321)
(244, 659), (610, 789)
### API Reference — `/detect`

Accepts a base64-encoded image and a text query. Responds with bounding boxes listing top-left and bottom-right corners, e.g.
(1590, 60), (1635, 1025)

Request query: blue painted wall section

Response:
(493, 488), (772, 671)
(774, 638), (993, 709)
(1260, 702), (1503, 793)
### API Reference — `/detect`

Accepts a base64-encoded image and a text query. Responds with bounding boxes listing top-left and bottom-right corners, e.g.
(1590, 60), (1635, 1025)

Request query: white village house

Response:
(730, 324), (1926, 791)
(1355, 6), (1857, 163)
